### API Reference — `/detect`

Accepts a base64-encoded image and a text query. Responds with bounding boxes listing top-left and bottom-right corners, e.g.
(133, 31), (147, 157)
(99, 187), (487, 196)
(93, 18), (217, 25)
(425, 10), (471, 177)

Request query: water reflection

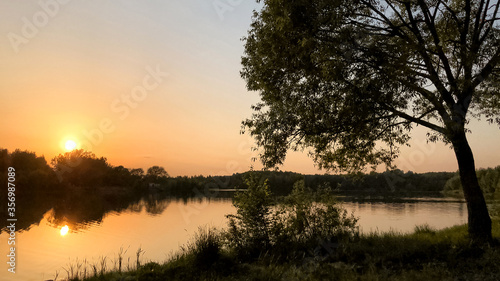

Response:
(1, 188), (466, 237)
(343, 200), (468, 233)
(10, 192), (234, 237)
(44, 195), (192, 233)
(60, 225), (69, 236)
(0, 194), (468, 281)
(0, 188), (216, 234)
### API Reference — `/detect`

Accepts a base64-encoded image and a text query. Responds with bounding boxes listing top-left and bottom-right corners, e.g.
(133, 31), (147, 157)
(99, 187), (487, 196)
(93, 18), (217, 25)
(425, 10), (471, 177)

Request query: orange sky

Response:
(1, 1), (499, 176)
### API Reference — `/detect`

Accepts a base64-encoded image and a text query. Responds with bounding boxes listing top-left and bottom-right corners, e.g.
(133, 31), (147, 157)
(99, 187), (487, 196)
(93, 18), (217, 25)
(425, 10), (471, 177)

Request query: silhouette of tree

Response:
(147, 166), (169, 179)
(130, 168), (145, 177)
(242, 0), (500, 243)
(8, 150), (59, 195)
(51, 149), (110, 187)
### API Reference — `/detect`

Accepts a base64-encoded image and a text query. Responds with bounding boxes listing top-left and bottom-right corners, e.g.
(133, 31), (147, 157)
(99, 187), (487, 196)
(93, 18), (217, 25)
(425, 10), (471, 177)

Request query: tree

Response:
(146, 166), (169, 179)
(130, 168), (145, 177)
(241, 0), (500, 243)
(51, 149), (110, 187)
(6, 149), (59, 196)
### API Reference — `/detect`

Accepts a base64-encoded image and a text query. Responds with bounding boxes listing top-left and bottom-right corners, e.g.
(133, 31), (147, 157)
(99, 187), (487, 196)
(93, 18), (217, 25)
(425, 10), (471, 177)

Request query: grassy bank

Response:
(60, 221), (500, 281)
(60, 176), (500, 281)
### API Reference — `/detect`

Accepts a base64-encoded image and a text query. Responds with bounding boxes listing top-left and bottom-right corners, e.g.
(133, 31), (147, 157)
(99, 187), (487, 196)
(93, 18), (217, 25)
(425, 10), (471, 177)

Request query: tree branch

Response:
(472, 47), (500, 89)
(403, 2), (455, 109)
(417, 0), (458, 94)
(385, 107), (446, 134)
(478, 1), (500, 46)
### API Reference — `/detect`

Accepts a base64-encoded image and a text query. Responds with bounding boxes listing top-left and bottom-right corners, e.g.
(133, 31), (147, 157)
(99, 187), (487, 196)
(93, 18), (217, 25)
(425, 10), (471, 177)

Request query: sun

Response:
(65, 140), (77, 151)
(60, 225), (69, 236)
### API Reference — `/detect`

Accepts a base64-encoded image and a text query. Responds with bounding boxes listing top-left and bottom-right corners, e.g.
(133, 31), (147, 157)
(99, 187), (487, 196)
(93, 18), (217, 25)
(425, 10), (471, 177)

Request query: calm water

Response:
(1, 196), (467, 281)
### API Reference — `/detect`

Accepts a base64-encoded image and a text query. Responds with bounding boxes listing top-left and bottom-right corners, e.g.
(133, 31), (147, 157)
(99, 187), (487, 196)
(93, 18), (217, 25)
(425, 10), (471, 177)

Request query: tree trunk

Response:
(451, 130), (492, 244)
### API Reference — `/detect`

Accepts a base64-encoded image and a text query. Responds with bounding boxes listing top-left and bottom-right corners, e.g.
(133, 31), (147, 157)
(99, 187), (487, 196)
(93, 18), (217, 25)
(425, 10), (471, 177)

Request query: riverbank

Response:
(66, 220), (500, 281)
(63, 174), (500, 281)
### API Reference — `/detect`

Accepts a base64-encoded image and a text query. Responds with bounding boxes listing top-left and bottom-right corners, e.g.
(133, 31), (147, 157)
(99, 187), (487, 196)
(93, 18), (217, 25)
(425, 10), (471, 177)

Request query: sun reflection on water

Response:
(60, 225), (69, 236)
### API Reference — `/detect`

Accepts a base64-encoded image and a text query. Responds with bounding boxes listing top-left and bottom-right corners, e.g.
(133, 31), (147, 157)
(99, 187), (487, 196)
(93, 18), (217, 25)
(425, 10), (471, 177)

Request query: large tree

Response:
(241, 0), (500, 243)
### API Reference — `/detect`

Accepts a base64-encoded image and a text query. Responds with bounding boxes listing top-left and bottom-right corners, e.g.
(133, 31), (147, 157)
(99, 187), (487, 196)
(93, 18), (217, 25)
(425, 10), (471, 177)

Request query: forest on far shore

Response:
(1, 148), (499, 198)
(1, 148), (499, 234)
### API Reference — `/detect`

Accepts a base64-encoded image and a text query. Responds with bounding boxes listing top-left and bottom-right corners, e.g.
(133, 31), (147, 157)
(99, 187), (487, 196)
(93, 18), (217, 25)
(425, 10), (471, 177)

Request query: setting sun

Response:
(65, 140), (77, 151)
(60, 225), (69, 236)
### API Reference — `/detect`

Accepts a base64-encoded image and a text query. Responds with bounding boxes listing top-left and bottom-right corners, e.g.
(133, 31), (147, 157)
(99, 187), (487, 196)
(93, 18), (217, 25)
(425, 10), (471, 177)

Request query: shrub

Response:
(226, 174), (273, 259)
(135, 262), (164, 280)
(272, 180), (358, 259)
(225, 173), (358, 262)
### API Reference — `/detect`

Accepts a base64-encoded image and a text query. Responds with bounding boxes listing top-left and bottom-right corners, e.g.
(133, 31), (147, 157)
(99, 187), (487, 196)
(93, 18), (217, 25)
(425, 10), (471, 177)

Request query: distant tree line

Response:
(50, 149), (170, 188)
(1, 147), (499, 235)
(202, 170), (454, 197)
(3, 148), (500, 200)
(306, 171), (455, 195)
(444, 166), (500, 199)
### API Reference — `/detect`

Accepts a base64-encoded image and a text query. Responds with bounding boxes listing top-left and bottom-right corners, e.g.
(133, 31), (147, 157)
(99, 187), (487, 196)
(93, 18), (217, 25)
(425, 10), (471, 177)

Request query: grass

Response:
(54, 247), (145, 281)
(56, 220), (500, 281)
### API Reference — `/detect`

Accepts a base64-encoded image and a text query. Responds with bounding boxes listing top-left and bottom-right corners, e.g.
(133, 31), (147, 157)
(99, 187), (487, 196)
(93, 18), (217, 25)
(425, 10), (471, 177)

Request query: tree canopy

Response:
(242, 0), (500, 172)
(51, 149), (110, 186)
(241, 0), (500, 243)
(147, 165), (170, 179)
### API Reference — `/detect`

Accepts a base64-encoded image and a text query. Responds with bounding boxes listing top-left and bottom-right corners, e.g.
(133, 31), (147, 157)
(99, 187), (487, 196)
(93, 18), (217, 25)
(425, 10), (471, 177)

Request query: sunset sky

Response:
(1, 0), (499, 176)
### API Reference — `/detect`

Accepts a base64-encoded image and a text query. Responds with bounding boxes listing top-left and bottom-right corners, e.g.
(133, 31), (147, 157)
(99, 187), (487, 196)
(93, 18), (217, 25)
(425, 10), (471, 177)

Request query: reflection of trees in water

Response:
(1, 182), (232, 234)
(144, 196), (170, 216)
(29, 188), (152, 233)
(43, 209), (85, 234)
(2, 189), (180, 233)
(126, 194), (172, 216)
(126, 201), (145, 213)
(0, 184), (166, 233)
(388, 203), (406, 216)
(458, 203), (465, 217)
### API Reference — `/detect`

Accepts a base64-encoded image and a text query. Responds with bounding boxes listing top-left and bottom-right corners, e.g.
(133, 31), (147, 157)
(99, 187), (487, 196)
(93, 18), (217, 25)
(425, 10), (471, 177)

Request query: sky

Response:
(1, 0), (499, 176)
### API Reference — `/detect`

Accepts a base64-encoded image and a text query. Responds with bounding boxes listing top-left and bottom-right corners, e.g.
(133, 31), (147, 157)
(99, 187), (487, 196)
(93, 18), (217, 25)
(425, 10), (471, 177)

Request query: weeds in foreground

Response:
(62, 222), (500, 281)
(181, 227), (222, 270)
(136, 247), (145, 268)
(56, 248), (146, 281)
(60, 223), (500, 281)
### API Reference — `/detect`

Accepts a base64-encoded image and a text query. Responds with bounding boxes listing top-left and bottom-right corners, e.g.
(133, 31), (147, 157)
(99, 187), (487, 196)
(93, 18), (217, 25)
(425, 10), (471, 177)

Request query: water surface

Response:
(1, 197), (467, 281)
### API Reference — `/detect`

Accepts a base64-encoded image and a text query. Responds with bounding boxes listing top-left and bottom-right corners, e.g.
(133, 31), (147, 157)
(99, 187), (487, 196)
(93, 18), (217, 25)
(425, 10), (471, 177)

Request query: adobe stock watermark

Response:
(7, 0), (72, 54)
(6, 167), (17, 274)
(54, 65), (169, 181)
(213, 0), (244, 21)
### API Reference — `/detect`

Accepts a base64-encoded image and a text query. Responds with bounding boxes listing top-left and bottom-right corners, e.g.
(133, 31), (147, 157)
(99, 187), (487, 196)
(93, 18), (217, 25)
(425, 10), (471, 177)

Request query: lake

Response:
(1, 196), (467, 281)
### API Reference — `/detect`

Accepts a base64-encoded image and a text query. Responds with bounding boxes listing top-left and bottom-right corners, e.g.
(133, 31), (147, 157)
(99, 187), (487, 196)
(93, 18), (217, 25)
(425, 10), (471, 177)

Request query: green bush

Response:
(274, 180), (358, 260)
(226, 174), (273, 259)
(135, 262), (164, 281)
(225, 173), (358, 262)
